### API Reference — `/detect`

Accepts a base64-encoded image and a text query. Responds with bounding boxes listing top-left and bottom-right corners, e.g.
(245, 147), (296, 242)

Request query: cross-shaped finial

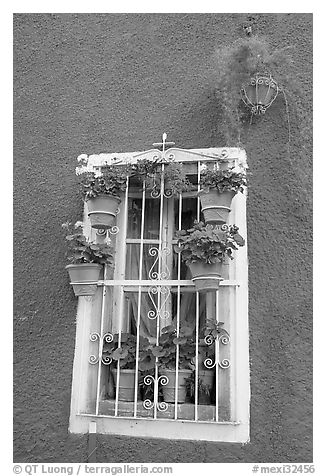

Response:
(152, 133), (175, 152)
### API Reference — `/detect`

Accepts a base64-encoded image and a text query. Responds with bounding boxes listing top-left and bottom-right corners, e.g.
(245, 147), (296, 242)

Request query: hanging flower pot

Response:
(62, 221), (114, 297)
(188, 260), (223, 292)
(199, 169), (246, 225)
(79, 166), (128, 230)
(175, 221), (245, 293)
(198, 189), (235, 225)
(212, 36), (294, 143)
(241, 73), (279, 115)
(86, 194), (121, 230)
(65, 263), (102, 296)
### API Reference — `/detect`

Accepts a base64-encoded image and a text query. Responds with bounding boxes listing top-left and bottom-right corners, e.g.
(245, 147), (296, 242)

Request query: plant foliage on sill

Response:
(103, 333), (153, 370)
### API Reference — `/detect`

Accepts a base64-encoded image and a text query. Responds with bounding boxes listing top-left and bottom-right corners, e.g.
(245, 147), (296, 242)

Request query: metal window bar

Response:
(153, 162), (166, 419)
(195, 160), (201, 421)
(95, 263), (108, 415)
(90, 154), (236, 422)
(174, 192), (182, 419)
(114, 176), (130, 417)
(215, 290), (219, 422)
(133, 179), (147, 417)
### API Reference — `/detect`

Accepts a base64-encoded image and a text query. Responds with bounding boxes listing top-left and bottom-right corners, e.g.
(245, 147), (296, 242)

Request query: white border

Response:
(69, 147), (249, 442)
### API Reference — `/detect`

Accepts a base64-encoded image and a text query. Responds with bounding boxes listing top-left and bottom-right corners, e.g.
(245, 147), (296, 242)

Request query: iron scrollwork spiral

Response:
(165, 152), (175, 162)
(163, 188), (173, 199)
(142, 375), (169, 412)
(89, 331), (113, 365)
(108, 225), (119, 235)
(148, 247), (171, 280)
(203, 333), (231, 370)
(151, 187), (161, 199)
(147, 285), (171, 321)
(220, 223), (230, 232)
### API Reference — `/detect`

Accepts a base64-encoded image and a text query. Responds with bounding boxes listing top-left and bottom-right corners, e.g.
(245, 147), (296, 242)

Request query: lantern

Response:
(241, 73), (279, 115)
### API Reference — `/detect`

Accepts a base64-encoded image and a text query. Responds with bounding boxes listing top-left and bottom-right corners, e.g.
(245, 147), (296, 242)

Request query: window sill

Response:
(70, 412), (249, 443)
(98, 399), (230, 422)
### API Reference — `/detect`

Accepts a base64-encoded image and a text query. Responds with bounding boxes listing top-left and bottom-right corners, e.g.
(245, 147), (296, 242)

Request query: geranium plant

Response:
(62, 221), (114, 265)
(161, 162), (192, 195)
(199, 168), (246, 194)
(129, 158), (161, 183)
(141, 161), (193, 196)
(102, 333), (154, 370)
(175, 221), (245, 265)
(79, 165), (130, 200)
(152, 325), (195, 370)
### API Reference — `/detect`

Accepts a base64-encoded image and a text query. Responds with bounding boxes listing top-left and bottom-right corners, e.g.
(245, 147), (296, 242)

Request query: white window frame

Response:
(68, 146), (250, 443)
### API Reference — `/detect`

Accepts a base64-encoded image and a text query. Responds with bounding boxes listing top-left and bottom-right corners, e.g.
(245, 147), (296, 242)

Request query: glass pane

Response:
(144, 198), (161, 240)
(172, 197), (206, 280)
(173, 197), (197, 232)
(127, 198), (142, 238)
(124, 291), (158, 340)
(125, 244), (160, 280)
(127, 197), (161, 239)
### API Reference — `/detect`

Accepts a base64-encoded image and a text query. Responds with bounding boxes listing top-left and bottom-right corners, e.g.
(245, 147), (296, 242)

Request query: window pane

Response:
(125, 244), (161, 280)
(127, 197), (161, 239)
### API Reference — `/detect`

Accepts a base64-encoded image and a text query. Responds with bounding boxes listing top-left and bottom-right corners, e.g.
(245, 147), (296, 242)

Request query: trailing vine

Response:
(211, 35), (296, 146)
(211, 34), (312, 208)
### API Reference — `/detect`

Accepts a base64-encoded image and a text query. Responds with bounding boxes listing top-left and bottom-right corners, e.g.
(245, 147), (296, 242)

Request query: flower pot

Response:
(112, 368), (138, 402)
(198, 189), (235, 225)
(86, 194), (121, 229)
(160, 368), (192, 403)
(65, 263), (102, 296)
(188, 261), (223, 292)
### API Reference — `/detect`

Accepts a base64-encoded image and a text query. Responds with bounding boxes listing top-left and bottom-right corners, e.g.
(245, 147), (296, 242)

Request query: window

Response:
(69, 146), (249, 442)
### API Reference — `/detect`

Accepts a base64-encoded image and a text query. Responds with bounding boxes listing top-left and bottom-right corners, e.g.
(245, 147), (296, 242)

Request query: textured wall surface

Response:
(13, 13), (313, 463)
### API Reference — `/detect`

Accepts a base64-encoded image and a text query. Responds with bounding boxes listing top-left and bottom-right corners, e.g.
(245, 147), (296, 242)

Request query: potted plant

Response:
(142, 161), (192, 197)
(137, 344), (160, 403)
(103, 333), (153, 402)
(152, 325), (195, 403)
(79, 165), (129, 229)
(186, 320), (229, 404)
(162, 162), (192, 196)
(129, 158), (161, 188)
(62, 221), (114, 296)
(175, 221), (245, 292)
(198, 167), (246, 225)
(212, 35), (295, 144)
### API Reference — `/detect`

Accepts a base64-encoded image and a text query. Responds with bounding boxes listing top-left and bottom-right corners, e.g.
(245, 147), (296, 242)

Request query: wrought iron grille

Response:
(81, 145), (247, 424)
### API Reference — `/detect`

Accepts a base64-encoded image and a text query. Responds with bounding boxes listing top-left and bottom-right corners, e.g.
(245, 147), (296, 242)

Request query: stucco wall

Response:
(13, 13), (313, 463)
